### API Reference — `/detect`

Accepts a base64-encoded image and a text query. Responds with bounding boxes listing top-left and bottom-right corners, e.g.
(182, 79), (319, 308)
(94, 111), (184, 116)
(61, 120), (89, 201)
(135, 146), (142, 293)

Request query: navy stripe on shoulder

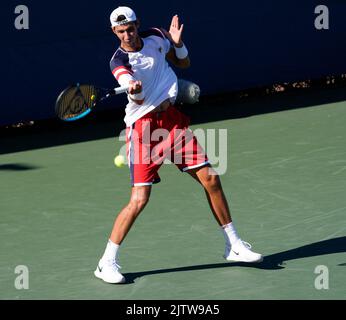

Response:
(110, 48), (132, 72)
(140, 27), (166, 39)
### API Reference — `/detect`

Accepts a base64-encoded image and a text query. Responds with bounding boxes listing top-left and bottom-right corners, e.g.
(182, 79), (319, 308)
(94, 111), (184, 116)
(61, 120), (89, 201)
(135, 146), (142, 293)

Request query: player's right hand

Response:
(128, 80), (142, 94)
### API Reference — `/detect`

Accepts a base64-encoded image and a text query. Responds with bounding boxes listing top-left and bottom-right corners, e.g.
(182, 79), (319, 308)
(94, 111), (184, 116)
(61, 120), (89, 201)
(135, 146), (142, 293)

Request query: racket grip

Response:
(113, 86), (129, 95)
(100, 86), (129, 102)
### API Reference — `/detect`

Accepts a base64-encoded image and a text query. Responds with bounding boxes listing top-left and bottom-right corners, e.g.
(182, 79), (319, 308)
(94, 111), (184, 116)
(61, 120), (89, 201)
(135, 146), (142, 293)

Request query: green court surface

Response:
(1, 91), (345, 300)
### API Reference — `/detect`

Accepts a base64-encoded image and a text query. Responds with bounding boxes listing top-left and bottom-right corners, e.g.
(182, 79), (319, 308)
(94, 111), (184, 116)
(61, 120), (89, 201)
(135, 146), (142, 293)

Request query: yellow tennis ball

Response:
(90, 95), (96, 101)
(114, 155), (125, 168)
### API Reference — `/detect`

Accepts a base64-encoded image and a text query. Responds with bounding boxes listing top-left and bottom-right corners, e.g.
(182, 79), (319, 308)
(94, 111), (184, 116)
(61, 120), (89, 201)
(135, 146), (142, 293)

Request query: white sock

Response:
(221, 222), (240, 247)
(101, 239), (120, 263)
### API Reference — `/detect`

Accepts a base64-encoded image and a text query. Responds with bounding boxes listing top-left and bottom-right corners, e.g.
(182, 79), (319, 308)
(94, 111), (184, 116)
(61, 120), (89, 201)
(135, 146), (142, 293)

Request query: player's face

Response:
(113, 23), (139, 49)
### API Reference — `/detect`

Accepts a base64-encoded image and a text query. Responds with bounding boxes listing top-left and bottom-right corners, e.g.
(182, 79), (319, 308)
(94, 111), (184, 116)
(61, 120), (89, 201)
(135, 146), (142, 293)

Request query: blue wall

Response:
(1, 0), (346, 125)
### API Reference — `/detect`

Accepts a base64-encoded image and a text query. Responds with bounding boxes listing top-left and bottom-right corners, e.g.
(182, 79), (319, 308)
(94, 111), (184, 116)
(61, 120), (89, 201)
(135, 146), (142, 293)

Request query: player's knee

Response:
(128, 195), (150, 214)
(203, 174), (221, 193)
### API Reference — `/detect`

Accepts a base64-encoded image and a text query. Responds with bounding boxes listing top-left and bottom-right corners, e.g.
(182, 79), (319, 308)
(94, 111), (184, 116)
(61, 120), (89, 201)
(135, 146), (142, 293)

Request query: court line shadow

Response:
(123, 236), (346, 284)
(0, 163), (41, 171)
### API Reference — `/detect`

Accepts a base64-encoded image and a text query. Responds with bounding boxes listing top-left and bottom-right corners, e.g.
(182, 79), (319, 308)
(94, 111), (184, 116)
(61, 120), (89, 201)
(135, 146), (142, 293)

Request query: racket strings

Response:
(56, 85), (97, 120)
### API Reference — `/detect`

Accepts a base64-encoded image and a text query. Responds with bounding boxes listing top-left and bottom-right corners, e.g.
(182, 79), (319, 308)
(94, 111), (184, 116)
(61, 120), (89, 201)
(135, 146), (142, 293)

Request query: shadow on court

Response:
(123, 236), (346, 284)
(0, 163), (41, 171)
(1, 86), (346, 155)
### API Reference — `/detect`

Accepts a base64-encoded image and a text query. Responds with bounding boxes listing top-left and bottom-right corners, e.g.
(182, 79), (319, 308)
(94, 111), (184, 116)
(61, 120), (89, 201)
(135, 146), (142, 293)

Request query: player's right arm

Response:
(110, 51), (144, 105)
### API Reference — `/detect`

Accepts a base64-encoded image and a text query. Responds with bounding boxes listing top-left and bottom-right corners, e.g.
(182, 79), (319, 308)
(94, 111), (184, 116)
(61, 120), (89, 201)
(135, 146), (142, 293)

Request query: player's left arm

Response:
(163, 15), (190, 69)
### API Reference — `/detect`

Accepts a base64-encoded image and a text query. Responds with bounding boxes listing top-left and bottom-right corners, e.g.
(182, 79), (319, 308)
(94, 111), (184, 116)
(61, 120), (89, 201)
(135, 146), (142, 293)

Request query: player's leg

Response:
(110, 185), (152, 245)
(95, 185), (151, 284)
(187, 165), (263, 263)
(168, 106), (262, 263)
(187, 165), (231, 226)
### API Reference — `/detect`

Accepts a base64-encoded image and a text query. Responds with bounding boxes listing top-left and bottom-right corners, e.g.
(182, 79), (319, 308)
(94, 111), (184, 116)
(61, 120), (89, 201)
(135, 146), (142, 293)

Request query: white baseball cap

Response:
(110, 6), (137, 27)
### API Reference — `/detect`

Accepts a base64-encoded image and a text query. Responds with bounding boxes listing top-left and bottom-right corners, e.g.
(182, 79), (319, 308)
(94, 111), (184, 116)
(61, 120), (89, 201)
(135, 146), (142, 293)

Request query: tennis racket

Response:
(55, 83), (128, 121)
(55, 79), (200, 121)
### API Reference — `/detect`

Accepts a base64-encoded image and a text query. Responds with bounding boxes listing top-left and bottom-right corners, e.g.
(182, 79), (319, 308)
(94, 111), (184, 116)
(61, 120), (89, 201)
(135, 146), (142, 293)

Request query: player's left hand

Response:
(166, 14), (184, 47)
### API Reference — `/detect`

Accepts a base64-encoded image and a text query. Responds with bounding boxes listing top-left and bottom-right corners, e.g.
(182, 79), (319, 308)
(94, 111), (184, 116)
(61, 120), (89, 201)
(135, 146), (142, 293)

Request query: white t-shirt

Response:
(110, 28), (178, 127)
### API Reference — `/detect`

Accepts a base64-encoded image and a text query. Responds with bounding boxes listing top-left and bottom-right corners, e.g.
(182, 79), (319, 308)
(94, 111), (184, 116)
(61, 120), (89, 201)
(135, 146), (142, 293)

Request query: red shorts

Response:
(126, 105), (209, 186)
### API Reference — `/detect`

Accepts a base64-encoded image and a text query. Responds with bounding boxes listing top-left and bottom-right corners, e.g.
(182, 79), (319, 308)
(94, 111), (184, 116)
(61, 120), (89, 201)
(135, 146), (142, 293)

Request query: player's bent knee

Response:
(128, 197), (150, 214)
(203, 174), (221, 193)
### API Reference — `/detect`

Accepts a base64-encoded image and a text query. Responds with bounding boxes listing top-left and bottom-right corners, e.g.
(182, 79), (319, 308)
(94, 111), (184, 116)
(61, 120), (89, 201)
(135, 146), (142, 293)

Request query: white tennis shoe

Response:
(224, 239), (263, 263)
(94, 259), (125, 284)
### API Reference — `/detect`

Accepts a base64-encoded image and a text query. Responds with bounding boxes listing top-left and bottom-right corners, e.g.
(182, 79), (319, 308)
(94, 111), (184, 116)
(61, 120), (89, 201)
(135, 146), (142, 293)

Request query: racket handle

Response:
(113, 86), (129, 95)
(100, 86), (129, 101)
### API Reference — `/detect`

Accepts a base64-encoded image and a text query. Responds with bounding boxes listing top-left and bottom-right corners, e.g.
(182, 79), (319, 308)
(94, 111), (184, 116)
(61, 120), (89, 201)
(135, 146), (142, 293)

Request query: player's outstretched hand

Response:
(166, 14), (184, 47)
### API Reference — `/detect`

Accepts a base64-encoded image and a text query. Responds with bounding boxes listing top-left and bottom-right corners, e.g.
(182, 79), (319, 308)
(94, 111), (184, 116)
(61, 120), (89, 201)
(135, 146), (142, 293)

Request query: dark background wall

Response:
(1, 0), (346, 126)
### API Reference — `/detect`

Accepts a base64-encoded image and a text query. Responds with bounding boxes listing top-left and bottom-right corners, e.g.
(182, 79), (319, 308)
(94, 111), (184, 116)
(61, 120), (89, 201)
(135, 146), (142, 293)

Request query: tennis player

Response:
(95, 6), (263, 284)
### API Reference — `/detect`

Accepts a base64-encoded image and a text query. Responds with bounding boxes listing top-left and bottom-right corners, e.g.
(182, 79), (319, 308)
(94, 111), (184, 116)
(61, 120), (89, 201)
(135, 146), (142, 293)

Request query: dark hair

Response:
(116, 14), (127, 22)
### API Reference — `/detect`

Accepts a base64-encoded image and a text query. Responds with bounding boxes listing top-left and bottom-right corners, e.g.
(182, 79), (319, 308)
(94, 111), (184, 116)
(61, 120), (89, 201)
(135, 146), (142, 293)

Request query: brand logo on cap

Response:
(113, 15), (130, 25)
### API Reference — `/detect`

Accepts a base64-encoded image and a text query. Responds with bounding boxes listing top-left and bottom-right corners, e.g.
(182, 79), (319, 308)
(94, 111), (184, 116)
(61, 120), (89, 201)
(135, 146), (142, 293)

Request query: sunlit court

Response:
(1, 84), (346, 299)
